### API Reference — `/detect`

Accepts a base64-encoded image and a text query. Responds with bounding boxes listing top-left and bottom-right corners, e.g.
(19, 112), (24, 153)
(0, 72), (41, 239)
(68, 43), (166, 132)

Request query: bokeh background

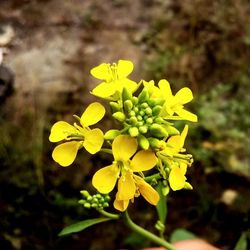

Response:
(0, 0), (250, 249)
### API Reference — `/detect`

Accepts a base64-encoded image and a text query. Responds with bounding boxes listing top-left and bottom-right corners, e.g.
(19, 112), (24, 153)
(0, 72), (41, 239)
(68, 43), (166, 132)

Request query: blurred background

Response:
(0, 0), (249, 249)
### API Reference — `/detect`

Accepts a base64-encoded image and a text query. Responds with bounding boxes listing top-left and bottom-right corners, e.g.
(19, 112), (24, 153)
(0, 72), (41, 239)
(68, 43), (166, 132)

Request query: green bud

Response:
(78, 200), (85, 205)
(137, 115), (143, 121)
(104, 129), (121, 140)
(93, 197), (98, 203)
(110, 102), (121, 112)
(139, 110), (145, 116)
(149, 124), (169, 138)
(138, 89), (149, 103)
(104, 195), (111, 202)
(129, 127), (139, 137)
(103, 202), (109, 208)
(124, 100), (133, 112)
(163, 125), (180, 136)
(133, 107), (139, 113)
(154, 117), (164, 124)
(96, 194), (102, 199)
(129, 110), (136, 117)
(84, 203), (91, 208)
(148, 138), (165, 150)
(140, 102), (148, 108)
(87, 196), (93, 201)
(139, 125), (148, 134)
(80, 190), (90, 198)
(112, 112), (126, 122)
(145, 107), (152, 115)
(184, 182), (193, 190)
(91, 203), (98, 208)
(122, 87), (132, 102)
(137, 121), (144, 126)
(152, 105), (162, 116)
(129, 116), (137, 125)
(132, 96), (138, 104)
(146, 117), (153, 124)
(162, 185), (170, 196)
(138, 134), (149, 150)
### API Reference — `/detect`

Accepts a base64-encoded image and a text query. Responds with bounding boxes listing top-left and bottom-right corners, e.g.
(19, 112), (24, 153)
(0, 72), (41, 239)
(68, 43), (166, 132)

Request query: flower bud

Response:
(124, 100), (133, 112)
(138, 89), (149, 103)
(149, 124), (169, 138)
(110, 102), (121, 112)
(184, 182), (193, 190)
(152, 105), (162, 116)
(129, 127), (139, 137)
(104, 129), (120, 140)
(112, 112), (126, 122)
(164, 125), (180, 136)
(148, 138), (165, 150)
(122, 87), (133, 102)
(138, 134), (149, 150)
(139, 125), (148, 134)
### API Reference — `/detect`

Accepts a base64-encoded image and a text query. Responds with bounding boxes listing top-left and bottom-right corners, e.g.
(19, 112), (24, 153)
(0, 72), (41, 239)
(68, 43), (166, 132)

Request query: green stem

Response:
(123, 211), (176, 250)
(98, 209), (120, 220)
(100, 148), (113, 154)
(144, 173), (162, 182)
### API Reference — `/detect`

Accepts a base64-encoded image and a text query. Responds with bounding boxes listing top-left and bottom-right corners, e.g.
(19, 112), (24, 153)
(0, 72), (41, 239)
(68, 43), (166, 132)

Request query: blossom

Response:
(159, 125), (192, 191)
(90, 60), (137, 99)
(49, 102), (105, 167)
(92, 135), (160, 211)
(144, 79), (197, 122)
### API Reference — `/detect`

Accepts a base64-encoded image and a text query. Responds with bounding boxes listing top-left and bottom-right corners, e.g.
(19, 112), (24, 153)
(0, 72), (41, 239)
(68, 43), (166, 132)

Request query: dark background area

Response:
(0, 0), (249, 249)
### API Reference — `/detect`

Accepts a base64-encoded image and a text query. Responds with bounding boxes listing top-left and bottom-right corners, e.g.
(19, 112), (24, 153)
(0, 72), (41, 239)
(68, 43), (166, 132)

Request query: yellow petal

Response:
(92, 164), (119, 193)
(175, 108), (198, 122)
(158, 79), (172, 99)
(112, 135), (138, 161)
(180, 125), (188, 148)
(175, 87), (193, 104)
(52, 141), (80, 167)
(134, 176), (160, 205)
(117, 60), (133, 78)
(117, 171), (136, 200)
(90, 63), (110, 80)
(180, 162), (188, 175)
(169, 165), (186, 191)
(119, 78), (137, 93)
(80, 102), (105, 127)
(131, 150), (157, 172)
(83, 128), (104, 154)
(91, 82), (117, 98)
(113, 196), (129, 212)
(49, 121), (77, 142)
(167, 135), (182, 152)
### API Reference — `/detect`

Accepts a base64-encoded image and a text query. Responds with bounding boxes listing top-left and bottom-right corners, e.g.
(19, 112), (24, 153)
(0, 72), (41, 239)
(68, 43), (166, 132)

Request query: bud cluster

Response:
(110, 88), (180, 150)
(79, 190), (110, 210)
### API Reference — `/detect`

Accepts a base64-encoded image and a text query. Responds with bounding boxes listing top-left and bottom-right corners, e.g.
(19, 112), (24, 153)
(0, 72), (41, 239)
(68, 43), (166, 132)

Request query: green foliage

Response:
(58, 217), (113, 236)
(234, 232), (248, 250)
(169, 228), (197, 243)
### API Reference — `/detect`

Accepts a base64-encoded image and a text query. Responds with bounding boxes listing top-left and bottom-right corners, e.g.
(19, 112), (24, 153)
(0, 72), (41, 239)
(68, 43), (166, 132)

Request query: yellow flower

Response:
(90, 60), (137, 99)
(49, 102), (105, 167)
(92, 135), (160, 211)
(144, 79), (197, 122)
(159, 125), (192, 191)
(159, 79), (198, 122)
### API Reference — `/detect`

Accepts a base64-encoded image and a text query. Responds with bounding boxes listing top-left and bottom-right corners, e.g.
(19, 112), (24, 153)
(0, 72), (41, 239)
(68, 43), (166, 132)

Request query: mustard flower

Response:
(144, 79), (197, 122)
(90, 60), (137, 99)
(92, 135), (160, 211)
(159, 125), (193, 191)
(49, 102), (105, 167)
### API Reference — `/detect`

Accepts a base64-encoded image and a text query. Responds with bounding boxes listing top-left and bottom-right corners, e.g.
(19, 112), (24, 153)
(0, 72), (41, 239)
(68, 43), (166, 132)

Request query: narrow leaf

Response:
(59, 217), (112, 236)
(156, 182), (167, 224)
(234, 233), (248, 250)
(170, 228), (197, 243)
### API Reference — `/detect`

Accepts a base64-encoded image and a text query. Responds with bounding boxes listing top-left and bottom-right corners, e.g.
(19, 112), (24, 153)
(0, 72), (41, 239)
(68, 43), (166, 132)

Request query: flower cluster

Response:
(49, 59), (197, 212)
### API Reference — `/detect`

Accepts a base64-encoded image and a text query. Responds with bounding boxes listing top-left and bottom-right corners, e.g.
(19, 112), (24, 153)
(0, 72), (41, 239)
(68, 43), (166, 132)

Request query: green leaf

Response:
(234, 233), (248, 250)
(58, 217), (112, 236)
(156, 182), (167, 224)
(170, 228), (197, 243)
